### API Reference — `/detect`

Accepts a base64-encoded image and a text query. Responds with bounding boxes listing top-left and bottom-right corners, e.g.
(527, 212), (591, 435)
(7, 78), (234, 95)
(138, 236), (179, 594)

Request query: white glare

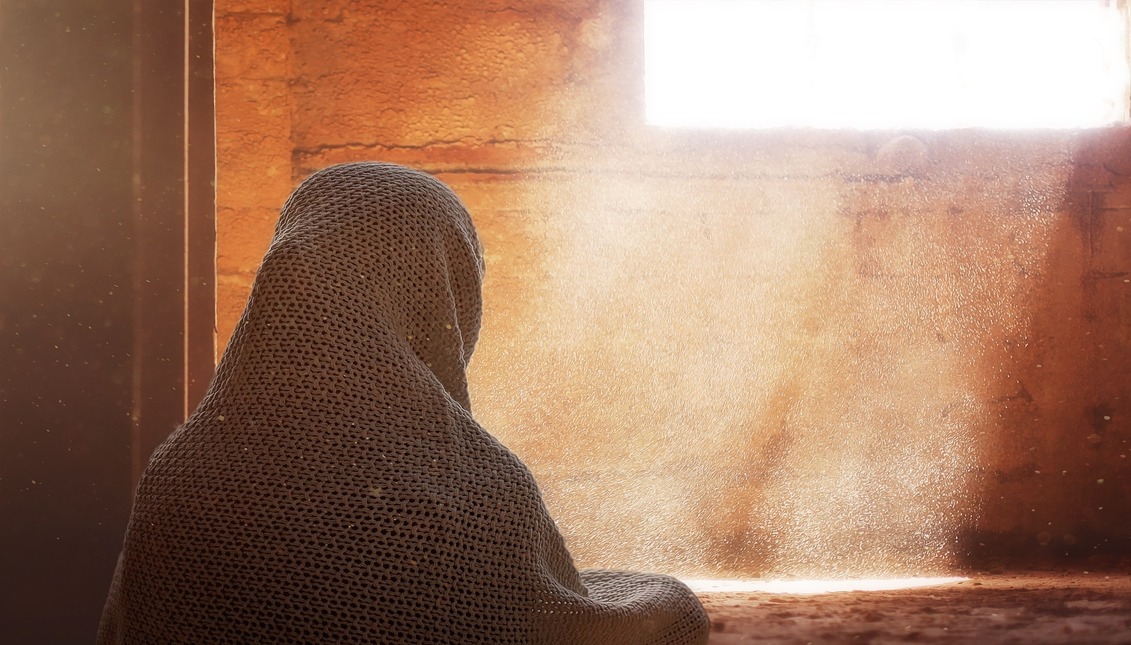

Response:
(683, 577), (969, 594)
(644, 0), (1131, 129)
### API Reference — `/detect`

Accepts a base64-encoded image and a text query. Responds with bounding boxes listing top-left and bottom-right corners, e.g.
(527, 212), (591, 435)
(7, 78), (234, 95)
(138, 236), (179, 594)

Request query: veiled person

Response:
(98, 162), (709, 644)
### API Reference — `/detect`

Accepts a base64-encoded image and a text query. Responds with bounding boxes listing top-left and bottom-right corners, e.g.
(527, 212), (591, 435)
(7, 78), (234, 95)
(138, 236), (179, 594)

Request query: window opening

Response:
(644, 0), (1131, 129)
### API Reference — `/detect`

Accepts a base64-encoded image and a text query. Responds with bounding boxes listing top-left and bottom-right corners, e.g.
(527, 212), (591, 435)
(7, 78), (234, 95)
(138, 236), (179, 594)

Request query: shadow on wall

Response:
(469, 129), (1131, 579)
(961, 130), (1131, 568)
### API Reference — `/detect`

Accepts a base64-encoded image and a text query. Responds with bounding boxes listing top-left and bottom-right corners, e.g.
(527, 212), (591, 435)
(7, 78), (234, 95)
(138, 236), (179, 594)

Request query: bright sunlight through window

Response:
(683, 577), (969, 594)
(644, 0), (1131, 129)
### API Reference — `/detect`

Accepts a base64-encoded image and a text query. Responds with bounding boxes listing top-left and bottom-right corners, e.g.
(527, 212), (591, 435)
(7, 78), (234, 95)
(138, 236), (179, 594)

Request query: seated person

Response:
(98, 162), (710, 644)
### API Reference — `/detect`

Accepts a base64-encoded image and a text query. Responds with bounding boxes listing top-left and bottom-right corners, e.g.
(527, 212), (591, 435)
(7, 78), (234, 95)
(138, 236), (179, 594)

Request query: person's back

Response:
(98, 162), (710, 644)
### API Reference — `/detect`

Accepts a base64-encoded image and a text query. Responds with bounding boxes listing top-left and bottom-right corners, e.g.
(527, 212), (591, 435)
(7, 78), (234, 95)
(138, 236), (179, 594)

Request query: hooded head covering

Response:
(98, 162), (709, 644)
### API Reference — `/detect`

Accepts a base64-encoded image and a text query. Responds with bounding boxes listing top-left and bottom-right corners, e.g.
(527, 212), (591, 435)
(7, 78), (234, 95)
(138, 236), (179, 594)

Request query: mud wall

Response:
(215, 0), (1131, 576)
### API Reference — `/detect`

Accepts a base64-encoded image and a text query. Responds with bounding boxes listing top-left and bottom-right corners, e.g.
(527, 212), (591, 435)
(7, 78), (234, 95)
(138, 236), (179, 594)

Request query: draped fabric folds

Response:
(98, 162), (709, 644)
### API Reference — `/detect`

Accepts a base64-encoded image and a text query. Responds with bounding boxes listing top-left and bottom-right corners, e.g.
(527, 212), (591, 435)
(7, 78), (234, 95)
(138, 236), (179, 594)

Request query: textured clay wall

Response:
(215, 0), (1131, 577)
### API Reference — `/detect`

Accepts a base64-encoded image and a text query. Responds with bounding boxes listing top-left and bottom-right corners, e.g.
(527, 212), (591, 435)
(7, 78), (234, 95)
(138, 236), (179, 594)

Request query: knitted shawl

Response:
(98, 162), (709, 644)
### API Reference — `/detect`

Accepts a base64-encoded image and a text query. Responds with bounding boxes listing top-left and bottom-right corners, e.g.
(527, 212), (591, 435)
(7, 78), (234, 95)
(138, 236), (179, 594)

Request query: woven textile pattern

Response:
(98, 162), (710, 644)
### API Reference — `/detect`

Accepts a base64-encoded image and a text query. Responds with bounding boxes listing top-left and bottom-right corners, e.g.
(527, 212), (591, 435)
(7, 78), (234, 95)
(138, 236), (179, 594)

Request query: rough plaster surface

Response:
(214, 0), (1131, 577)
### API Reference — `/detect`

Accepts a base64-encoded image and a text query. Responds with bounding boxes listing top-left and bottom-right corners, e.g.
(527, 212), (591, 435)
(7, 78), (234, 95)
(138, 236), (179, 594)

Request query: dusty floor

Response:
(699, 571), (1131, 644)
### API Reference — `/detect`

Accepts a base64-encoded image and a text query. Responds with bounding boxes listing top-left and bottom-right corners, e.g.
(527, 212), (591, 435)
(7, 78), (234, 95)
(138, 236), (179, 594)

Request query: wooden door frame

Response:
(130, 0), (216, 480)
